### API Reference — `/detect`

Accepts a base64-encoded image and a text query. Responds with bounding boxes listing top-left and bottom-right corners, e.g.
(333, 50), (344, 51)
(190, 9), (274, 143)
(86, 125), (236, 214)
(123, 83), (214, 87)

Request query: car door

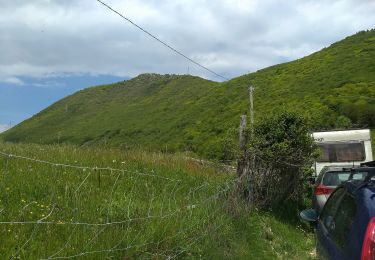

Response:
(316, 188), (357, 259)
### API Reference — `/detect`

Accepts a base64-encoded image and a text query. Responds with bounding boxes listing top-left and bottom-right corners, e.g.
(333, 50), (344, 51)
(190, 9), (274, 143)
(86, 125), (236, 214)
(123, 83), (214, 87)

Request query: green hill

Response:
(1, 29), (375, 159)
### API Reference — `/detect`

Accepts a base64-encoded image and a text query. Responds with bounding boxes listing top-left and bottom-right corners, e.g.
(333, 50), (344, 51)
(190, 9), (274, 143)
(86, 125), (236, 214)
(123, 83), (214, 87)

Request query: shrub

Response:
(238, 112), (318, 209)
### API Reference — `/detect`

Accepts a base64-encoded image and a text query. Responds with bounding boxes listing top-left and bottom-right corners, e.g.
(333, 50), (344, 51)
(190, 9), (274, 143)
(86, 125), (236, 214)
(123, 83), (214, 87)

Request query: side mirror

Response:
(300, 209), (318, 223)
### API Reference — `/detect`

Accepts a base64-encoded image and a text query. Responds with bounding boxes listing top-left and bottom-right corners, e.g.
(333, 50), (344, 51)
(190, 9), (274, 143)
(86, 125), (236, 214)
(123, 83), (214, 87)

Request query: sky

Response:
(0, 0), (375, 130)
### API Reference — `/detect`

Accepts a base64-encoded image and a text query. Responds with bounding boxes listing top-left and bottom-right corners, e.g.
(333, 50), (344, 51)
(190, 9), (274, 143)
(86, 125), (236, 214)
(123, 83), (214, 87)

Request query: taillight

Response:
(314, 185), (334, 195)
(362, 217), (375, 260)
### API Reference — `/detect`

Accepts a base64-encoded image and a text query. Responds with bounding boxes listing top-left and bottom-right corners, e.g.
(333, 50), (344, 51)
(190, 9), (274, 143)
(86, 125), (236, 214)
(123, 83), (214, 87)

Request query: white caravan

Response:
(313, 129), (373, 175)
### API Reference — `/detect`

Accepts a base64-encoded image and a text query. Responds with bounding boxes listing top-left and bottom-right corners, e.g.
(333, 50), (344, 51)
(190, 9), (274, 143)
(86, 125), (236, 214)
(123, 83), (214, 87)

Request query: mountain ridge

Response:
(1, 29), (374, 159)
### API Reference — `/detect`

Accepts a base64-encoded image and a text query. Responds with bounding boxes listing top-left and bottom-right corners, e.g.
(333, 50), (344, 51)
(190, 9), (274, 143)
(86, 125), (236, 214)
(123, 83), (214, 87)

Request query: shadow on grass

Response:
(268, 199), (315, 232)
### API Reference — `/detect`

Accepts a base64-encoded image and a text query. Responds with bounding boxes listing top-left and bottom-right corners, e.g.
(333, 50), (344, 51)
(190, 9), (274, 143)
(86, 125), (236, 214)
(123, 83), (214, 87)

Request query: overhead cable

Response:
(96, 0), (228, 81)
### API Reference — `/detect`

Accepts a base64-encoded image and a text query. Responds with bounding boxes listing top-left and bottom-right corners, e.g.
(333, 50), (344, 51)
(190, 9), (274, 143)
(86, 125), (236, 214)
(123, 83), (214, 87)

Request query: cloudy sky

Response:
(0, 0), (374, 129)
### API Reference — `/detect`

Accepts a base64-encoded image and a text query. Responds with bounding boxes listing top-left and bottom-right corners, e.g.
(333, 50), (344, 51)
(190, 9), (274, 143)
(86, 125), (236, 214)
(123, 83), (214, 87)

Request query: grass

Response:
(0, 143), (315, 259)
(1, 29), (374, 160)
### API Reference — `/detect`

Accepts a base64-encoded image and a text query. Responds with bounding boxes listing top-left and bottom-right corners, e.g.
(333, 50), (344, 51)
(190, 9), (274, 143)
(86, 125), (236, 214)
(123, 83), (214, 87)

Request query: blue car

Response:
(300, 166), (375, 259)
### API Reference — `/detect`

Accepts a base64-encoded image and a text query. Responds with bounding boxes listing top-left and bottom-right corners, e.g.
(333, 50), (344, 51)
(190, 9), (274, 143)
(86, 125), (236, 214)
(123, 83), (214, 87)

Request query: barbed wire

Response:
(0, 147), (236, 259)
(0, 178), (234, 227)
(40, 187), (229, 260)
(0, 150), (180, 182)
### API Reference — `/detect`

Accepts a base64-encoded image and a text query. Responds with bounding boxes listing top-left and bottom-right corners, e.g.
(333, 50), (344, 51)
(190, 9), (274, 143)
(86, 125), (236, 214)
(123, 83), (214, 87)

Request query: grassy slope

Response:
(1, 30), (375, 159)
(0, 143), (314, 259)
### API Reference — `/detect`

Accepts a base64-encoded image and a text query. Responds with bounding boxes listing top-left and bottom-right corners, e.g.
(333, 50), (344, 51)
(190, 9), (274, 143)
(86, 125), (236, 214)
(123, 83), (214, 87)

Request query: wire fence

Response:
(0, 148), (234, 259)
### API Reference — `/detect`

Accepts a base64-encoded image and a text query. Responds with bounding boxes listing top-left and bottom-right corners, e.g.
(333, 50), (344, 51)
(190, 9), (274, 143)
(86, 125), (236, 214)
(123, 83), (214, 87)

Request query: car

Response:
(312, 166), (354, 212)
(300, 165), (375, 259)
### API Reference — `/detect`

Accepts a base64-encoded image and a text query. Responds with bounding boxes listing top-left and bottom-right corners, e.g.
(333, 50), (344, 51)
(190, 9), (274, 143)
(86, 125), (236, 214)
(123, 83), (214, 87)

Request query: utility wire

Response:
(96, 0), (228, 81)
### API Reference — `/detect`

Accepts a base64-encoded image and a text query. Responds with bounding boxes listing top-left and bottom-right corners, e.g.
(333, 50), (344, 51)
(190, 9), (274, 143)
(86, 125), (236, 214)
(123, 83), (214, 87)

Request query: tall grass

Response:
(0, 143), (314, 259)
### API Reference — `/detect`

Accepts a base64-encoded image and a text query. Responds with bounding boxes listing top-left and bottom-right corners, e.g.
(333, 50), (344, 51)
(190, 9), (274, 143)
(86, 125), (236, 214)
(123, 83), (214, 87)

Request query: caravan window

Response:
(317, 142), (365, 162)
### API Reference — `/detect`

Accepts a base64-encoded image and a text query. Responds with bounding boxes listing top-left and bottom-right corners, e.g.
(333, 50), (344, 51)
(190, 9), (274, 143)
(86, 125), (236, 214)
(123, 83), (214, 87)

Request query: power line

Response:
(96, 0), (229, 81)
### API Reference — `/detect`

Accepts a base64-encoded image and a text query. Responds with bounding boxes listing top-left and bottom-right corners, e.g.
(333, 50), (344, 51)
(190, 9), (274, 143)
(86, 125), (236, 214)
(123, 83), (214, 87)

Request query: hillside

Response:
(1, 29), (375, 159)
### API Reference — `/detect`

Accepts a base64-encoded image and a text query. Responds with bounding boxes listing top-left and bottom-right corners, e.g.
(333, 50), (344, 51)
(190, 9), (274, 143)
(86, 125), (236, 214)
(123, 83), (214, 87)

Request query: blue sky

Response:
(0, 0), (374, 131)
(0, 74), (124, 128)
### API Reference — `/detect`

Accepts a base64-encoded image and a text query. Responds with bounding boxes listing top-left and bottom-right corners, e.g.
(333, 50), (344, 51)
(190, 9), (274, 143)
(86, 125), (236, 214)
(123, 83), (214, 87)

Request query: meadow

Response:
(0, 142), (314, 259)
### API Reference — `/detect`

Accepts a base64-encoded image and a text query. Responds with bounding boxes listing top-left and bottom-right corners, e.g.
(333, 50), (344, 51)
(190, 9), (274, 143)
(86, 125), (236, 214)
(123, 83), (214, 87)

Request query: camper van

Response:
(312, 129), (373, 175)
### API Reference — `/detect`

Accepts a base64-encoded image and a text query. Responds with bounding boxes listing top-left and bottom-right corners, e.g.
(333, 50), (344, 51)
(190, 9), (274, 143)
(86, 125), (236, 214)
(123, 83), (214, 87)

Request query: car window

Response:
(322, 172), (350, 186)
(320, 188), (345, 231)
(350, 172), (366, 180)
(350, 171), (374, 181)
(330, 193), (357, 249)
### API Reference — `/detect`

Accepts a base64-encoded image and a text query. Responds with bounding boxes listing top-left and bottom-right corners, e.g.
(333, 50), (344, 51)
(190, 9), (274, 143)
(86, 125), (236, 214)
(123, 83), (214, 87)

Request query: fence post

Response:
(239, 115), (247, 152)
(237, 115), (247, 177)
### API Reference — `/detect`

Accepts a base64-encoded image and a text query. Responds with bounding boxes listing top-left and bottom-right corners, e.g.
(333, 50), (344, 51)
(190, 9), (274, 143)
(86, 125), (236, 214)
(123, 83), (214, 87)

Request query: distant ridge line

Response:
(96, 0), (229, 81)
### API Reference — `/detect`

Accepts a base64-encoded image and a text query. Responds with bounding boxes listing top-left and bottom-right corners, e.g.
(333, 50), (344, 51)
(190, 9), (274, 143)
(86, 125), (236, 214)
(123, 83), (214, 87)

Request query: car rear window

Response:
(322, 171), (350, 186)
(350, 169), (375, 181)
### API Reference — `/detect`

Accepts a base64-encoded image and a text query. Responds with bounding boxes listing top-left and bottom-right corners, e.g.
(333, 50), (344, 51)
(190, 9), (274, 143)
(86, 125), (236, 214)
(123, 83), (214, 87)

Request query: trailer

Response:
(312, 129), (373, 175)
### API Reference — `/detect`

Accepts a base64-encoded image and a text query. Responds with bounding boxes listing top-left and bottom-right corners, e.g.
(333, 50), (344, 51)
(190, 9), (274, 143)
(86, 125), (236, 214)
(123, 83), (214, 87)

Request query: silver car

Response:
(312, 166), (353, 212)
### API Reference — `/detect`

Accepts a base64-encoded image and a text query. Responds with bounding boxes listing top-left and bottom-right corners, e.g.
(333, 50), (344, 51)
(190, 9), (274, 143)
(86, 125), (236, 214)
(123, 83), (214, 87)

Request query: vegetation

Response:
(237, 112), (318, 209)
(0, 143), (314, 259)
(1, 30), (375, 160)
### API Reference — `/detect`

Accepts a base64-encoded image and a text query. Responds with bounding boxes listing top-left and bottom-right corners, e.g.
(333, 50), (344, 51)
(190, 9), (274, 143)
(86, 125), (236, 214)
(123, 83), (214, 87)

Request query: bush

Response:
(238, 112), (318, 209)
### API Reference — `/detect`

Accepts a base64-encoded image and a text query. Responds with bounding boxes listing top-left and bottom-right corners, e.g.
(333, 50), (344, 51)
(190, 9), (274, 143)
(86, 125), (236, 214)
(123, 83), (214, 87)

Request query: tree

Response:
(335, 115), (352, 129)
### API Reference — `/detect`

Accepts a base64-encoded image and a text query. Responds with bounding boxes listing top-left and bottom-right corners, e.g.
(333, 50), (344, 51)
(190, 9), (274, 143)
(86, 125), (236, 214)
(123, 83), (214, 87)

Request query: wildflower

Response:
(112, 160), (116, 163)
(21, 199), (26, 203)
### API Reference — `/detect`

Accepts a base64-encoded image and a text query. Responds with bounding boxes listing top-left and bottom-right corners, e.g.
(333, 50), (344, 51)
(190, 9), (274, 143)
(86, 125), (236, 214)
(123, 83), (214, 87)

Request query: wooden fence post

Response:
(237, 115), (247, 177)
(239, 115), (247, 152)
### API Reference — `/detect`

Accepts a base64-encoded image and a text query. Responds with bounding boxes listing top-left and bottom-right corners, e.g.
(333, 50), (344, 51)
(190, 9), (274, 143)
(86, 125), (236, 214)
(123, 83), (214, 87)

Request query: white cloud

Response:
(0, 0), (374, 82)
(0, 77), (25, 85)
(0, 124), (10, 133)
